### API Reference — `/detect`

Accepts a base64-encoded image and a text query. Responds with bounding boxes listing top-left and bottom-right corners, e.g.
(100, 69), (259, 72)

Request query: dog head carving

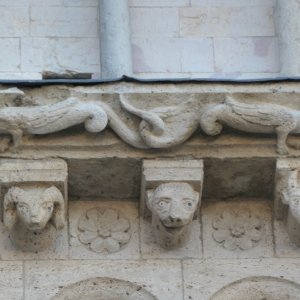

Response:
(282, 187), (300, 223)
(146, 182), (199, 247)
(3, 186), (65, 231)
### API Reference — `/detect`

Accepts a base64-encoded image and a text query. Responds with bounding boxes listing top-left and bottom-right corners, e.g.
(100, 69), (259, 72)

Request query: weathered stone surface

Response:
(140, 217), (201, 259)
(69, 201), (139, 259)
(202, 200), (273, 258)
(141, 160), (203, 249)
(0, 261), (23, 300)
(183, 258), (300, 300)
(25, 260), (182, 300)
(0, 159), (68, 255)
(51, 277), (157, 299)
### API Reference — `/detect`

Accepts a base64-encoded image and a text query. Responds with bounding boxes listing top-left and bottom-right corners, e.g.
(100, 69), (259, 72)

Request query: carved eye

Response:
(157, 198), (170, 209)
(183, 199), (194, 209)
(44, 202), (53, 213)
(17, 204), (28, 212)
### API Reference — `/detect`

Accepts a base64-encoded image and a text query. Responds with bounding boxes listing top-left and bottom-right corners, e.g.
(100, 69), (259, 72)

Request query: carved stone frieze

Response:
(212, 208), (263, 251)
(200, 95), (300, 155)
(77, 207), (131, 254)
(141, 160), (203, 249)
(0, 97), (108, 149)
(1, 91), (300, 155)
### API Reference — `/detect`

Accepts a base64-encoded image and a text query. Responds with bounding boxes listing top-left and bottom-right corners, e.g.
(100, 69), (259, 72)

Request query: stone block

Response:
(0, 38), (20, 72)
(191, 0), (276, 6)
(0, 7), (29, 37)
(63, 0), (98, 6)
(29, 0), (63, 5)
(183, 258), (300, 299)
(214, 37), (280, 73)
(30, 7), (98, 37)
(0, 159), (69, 258)
(274, 218), (300, 258)
(68, 158), (141, 199)
(0, 0), (28, 5)
(141, 159), (203, 215)
(69, 200), (140, 260)
(202, 199), (273, 258)
(21, 37), (100, 73)
(130, 8), (179, 37)
(24, 260), (182, 299)
(0, 261), (23, 300)
(130, 0), (189, 6)
(180, 6), (275, 37)
(132, 38), (181, 73)
(0, 72), (42, 80)
(180, 38), (214, 72)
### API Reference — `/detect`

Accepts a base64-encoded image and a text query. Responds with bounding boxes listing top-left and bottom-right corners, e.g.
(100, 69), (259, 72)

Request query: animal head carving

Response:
(3, 186), (65, 231)
(282, 187), (300, 223)
(146, 182), (199, 235)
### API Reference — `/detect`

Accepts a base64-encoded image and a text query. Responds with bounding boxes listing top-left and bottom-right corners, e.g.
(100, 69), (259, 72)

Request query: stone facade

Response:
(0, 83), (298, 298)
(0, 0), (283, 80)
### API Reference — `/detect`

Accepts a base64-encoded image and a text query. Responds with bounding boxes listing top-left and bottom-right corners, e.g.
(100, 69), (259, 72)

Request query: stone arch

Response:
(51, 277), (157, 300)
(211, 276), (300, 300)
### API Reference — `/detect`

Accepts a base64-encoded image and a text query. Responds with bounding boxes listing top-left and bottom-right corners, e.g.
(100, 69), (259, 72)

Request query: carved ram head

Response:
(3, 186), (65, 232)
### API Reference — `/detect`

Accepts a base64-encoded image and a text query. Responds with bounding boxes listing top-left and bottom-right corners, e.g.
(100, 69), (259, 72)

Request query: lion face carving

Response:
(146, 182), (199, 249)
(3, 186), (65, 232)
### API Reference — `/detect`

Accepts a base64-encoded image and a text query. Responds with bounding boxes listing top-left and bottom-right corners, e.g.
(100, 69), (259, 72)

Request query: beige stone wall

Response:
(0, 0), (280, 80)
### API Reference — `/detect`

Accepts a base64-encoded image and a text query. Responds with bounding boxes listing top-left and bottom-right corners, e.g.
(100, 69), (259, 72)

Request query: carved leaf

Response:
(78, 218), (97, 232)
(111, 217), (130, 233)
(111, 232), (131, 243)
(78, 231), (97, 244)
(223, 236), (237, 250)
(104, 237), (120, 253)
(90, 237), (105, 252)
(213, 229), (229, 243)
(237, 236), (253, 250)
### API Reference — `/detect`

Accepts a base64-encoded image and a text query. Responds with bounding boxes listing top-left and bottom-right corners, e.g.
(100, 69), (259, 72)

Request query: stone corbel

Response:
(141, 159), (203, 249)
(0, 159), (67, 251)
(275, 158), (300, 246)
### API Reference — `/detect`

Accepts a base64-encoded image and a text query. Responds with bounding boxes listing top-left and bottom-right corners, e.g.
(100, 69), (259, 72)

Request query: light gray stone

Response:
(140, 217), (201, 259)
(141, 159), (203, 249)
(183, 258), (300, 300)
(275, 158), (300, 247)
(200, 95), (300, 155)
(0, 261), (23, 300)
(0, 159), (69, 256)
(202, 200), (273, 258)
(24, 260), (182, 300)
(69, 201), (140, 259)
(0, 98), (107, 149)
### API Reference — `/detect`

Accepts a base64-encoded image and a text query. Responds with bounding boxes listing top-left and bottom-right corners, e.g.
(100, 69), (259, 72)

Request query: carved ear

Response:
(43, 186), (65, 230)
(3, 187), (24, 229)
(193, 191), (200, 205)
(146, 189), (155, 212)
(282, 190), (291, 205)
